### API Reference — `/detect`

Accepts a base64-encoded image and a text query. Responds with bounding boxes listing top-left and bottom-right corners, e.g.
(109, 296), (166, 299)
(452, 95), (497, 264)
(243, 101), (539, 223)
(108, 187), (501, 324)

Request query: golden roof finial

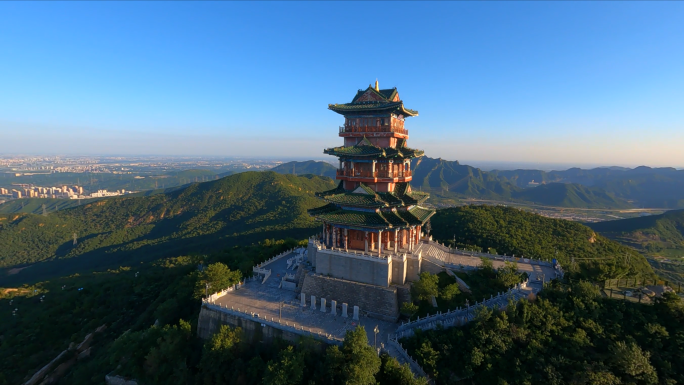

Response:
(375, 79), (379, 92)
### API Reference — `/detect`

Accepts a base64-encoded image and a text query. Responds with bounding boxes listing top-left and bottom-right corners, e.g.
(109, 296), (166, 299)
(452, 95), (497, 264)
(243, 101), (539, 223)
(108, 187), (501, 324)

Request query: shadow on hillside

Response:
(0, 226), (317, 286)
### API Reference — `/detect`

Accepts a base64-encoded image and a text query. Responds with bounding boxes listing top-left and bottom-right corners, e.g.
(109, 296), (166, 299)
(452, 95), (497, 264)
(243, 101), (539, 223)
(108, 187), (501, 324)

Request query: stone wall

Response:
(300, 274), (399, 322)
(307, 242), (318, 267)
(197, 305), (339, 347)
(315, 249), (390, 287)
(407, 255), (421, 282)
(391, 254), (407, 285)
(396, 284), (411, 310)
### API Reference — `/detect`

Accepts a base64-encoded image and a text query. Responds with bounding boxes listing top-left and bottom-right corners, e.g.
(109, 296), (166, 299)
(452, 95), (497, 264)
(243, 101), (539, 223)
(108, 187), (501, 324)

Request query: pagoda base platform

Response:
(307, 239), (422, 287)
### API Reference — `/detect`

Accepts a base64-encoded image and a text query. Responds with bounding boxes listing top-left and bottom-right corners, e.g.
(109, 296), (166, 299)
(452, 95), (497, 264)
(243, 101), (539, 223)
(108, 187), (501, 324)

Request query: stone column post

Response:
(344, 228), (348, 251)
(353, 305), (360, 320)
(378, 230), (383, 255)
(311, 295), (316, 310)
(408, 228), (413, 251)
(364, 231), (369, 252)
(331, 300), (337, 316)
(388, 160), (393, 177)
(372, 160), (376, 176)
(394, 229), (398, 253)
(342, 303), (349, 318)
(320, 298), (327, 313)
(333, 227), (337, 248)
(301, 292), (306, 307)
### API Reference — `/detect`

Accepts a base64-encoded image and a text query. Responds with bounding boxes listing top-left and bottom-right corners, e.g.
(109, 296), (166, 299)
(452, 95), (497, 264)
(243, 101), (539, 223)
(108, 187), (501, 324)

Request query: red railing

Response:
(339, 125), (408, 136)
(336, 169), (412, 179)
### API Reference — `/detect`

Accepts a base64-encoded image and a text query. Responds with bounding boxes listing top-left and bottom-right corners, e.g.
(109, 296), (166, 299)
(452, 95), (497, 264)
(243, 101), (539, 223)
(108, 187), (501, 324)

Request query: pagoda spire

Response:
(375, 79), (379, 91)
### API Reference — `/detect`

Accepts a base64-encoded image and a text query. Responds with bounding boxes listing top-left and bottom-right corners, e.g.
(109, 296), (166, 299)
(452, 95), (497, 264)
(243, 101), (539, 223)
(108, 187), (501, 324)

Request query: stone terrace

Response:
(213, 251), (399, 348)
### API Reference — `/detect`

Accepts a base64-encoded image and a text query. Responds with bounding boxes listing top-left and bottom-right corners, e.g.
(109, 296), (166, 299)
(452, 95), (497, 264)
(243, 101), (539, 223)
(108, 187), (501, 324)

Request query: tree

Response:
(412, 272), (439, 302)
(401, 302), (419, 316)
(497, 261), (520, 287)
(480, 257), (494, 273)
(142, 320), (194, 385)
(339, 326), (381, 385)
(440, 283), (461, 301)
(377, 354), (428, 385)
(199, 325), (244, 384)
(415, 341), (440, 377)
(263, 346), (305, 385)
(197, 262), (242, 298)
(611, 341), (658, 385)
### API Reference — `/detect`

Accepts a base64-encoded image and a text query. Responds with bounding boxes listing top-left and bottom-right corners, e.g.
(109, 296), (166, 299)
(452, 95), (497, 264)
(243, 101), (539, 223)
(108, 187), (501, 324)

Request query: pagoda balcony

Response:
(336, 169), (412, 179)
(339, 125), (408, 136)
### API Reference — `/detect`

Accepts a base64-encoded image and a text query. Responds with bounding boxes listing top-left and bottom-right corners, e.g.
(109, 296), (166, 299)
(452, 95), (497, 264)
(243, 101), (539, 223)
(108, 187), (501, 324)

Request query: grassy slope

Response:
(270, 160), (337, 179)
(0, 172), (334, 285)
(430, 206), (655, 280)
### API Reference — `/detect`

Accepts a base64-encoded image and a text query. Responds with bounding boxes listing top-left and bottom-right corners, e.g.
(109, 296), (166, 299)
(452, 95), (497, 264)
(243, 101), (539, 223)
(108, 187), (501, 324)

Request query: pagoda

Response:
(306, 82), (435, 288)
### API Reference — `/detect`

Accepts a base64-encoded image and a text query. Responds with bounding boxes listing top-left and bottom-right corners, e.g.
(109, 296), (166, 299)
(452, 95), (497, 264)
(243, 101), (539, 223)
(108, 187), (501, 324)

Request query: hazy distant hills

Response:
(511, 183), (632, 209)
(269, 158), (641, 209)
(411, 157), (520, 200)
(271, 160), (337, 179)
(0, 171), (335, 284)
(493, 166), (684, 208)
(409, 157), (633, 209)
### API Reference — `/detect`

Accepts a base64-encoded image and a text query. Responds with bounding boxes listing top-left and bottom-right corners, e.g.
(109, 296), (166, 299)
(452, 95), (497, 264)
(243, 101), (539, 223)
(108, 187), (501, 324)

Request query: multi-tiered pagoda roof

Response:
(324, 137), (424, 159)
(328, 86), (419, 117)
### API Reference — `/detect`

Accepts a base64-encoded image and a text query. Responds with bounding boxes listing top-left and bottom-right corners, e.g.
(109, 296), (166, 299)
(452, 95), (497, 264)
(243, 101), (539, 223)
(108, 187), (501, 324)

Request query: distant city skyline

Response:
(1, 2), (683, 168)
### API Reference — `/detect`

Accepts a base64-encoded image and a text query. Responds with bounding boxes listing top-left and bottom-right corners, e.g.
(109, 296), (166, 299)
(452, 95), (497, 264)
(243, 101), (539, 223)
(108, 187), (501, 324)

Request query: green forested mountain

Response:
(511, 182), (632, 209)
(402, 281), (684, 385)
(589, 209), (684, 250)
(0, 197), (87, 214)
(589, 208), (684, 286)
(429, 205), (655, 280)
(411, 157), (521, 200)
(410, 157), (632, 208)
(0, 172), (334, 285)
(270, 160), (337, 179)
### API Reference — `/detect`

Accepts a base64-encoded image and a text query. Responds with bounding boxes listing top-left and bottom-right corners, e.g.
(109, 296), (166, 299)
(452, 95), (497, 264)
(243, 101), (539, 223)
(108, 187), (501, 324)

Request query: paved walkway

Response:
(421, 241), (560, 282)
(213, 252), (398, 350)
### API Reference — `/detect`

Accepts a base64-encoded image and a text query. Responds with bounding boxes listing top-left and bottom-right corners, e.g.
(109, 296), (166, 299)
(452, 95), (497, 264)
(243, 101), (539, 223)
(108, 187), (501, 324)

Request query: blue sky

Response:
(1, 2), (683, 168)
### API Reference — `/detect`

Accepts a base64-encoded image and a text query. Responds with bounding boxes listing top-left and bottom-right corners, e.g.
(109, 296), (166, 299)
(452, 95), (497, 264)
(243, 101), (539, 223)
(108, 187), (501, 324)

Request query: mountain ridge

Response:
(0, 171), (335, 285)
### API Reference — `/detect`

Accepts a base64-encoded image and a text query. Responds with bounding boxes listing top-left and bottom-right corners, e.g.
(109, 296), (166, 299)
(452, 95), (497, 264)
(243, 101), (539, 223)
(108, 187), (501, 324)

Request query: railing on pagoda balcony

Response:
(340, 124), (408, 136)
(336, 169), (412, 179)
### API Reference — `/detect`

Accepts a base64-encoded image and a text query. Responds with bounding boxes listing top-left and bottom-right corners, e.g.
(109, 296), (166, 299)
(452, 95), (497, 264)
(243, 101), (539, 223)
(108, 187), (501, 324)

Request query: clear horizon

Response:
(1, 2), (683, 167)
